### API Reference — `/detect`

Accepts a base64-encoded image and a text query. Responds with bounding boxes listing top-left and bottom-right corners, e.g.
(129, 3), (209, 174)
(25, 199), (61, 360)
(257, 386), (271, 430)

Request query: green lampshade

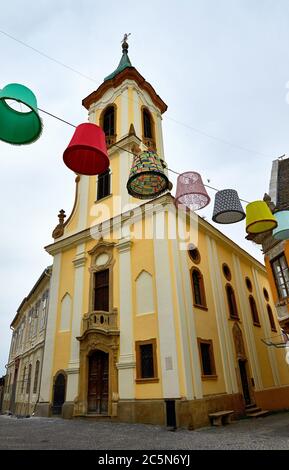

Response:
(0, 83), (42, 145)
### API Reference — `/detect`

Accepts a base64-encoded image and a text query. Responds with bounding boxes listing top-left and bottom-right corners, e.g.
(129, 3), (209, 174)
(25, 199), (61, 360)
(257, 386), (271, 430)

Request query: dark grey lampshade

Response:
(212, 189), (245, 224)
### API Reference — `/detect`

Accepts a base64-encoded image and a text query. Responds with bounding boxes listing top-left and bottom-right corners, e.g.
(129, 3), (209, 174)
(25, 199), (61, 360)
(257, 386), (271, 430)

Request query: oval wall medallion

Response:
(95, 252), (109, 266)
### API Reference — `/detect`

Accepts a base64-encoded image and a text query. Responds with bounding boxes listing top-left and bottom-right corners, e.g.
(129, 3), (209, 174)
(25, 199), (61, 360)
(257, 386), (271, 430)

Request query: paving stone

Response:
(1, 412), (289, 450)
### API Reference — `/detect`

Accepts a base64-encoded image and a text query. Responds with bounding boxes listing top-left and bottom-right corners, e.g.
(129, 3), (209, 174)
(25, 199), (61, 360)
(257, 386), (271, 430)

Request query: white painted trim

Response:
(232, 255), (263, 390)
(133, 89), (141, 137)
(116, 237), (135, 399)
(76, 175), (90, 232)
(206, 236), (238, 393)
(171, 238), (194, 399)
(153, 212), (180, 398)
(121, 86), (129, 138)
(39, 253), (62, 402)
(252, 267), (280, 386)
(179, 249), (203, 399)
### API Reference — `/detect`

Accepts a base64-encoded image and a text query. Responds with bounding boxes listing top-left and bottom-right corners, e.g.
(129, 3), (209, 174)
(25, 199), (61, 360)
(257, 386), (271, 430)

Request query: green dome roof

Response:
(104, 40), (133, 81)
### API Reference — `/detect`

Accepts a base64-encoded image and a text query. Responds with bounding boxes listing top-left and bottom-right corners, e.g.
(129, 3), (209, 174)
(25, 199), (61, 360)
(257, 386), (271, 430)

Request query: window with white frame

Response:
(40, 291), (48, 330)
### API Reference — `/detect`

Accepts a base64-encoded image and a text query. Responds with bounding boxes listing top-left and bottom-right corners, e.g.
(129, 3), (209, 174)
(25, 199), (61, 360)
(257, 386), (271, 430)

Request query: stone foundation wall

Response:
(255, 386), (289, 410)
(116, 393), (245, 429)
(177, 393), (245, 429)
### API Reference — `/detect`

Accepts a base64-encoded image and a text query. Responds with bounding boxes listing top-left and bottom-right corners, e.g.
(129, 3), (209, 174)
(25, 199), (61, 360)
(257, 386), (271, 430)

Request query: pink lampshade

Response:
(175, 171), (210, 211)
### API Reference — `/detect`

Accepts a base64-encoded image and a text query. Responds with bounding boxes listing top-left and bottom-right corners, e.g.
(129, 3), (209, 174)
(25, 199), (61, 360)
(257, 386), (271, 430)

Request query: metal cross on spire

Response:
(121, 33), (131, 44)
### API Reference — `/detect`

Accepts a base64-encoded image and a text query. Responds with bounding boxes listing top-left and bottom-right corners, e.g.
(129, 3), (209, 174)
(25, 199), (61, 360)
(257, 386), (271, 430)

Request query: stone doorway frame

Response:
(232, 322), (254, 405)
(74, 330), (119, 417)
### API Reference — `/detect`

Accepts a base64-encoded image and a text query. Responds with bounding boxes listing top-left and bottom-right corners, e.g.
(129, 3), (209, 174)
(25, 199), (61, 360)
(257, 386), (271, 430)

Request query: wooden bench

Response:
(208, 410), (234, 426)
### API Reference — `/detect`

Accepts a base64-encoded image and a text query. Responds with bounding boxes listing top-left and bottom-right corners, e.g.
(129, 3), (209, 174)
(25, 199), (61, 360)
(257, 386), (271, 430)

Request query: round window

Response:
(245, 277), (253, 292)
(188, 246), (201, 264)
(222, 263), (231, 281)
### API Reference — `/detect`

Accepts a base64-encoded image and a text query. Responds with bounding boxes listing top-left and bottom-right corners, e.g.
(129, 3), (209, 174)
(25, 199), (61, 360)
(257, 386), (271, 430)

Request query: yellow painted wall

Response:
(52, 247), (76, 376)
(130, 221), (163, 399)
(187, 226), (227, 396)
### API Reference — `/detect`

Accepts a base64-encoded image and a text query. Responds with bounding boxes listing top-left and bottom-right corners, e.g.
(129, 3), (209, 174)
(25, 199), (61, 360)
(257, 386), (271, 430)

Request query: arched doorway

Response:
(87, 350), (109, 414)
(232, 322), (252, 405)
(52, 373), (66, 415)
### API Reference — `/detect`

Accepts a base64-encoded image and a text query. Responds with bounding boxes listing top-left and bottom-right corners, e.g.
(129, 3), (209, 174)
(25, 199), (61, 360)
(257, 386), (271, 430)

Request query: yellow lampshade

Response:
(246, 200), (277, 234)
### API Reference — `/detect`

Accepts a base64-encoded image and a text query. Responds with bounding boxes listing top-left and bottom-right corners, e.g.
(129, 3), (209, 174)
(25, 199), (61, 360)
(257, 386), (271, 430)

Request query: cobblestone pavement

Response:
(1, 412), (289, 450)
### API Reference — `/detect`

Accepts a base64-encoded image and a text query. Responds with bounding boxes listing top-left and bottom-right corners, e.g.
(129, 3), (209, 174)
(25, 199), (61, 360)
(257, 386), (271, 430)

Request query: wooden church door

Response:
(87, 351), (109, 414)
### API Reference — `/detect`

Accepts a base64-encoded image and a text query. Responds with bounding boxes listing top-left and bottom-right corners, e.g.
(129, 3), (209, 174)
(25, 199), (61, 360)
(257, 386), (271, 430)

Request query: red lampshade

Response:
(63, 123), (109, 175)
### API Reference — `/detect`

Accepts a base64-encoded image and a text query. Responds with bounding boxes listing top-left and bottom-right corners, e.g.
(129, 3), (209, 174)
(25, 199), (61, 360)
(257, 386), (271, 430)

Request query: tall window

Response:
(32, 301), (40, 336)
(249, 295), (260, 326)
(226, 284), (239, 319)
(94, 269), (109, 311)
(26, 364), (32, 394)
(101, 105), (116, 147)
(40, 291), (48, 330)
(142, 108), (155, 149)
(143, 109), (153, 138)
(136, 339), (158, 382)
(198, 339), (216, 377)
(21, 366), (26, 394)
(103, 106), (115, 136)
(191, 268), (207, 309)
(267, 305), (277, 332)
(97, 170), (111, 200)
(271, 254), (289, 300)
(33, 360), (40, 394)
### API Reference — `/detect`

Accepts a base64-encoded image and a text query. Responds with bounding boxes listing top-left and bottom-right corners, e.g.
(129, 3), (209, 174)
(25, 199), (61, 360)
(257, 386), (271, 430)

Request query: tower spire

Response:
(104, 33), (133, 82)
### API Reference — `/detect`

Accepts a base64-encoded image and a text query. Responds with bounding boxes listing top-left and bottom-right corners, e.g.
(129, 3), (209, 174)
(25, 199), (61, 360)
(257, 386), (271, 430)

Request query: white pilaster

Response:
(39, 253), (62, 402)
(66, 243), (87, 401)
(171, 238), (194, 399)
(133, 89), (141, 137)
(119, 149), (131, 213)
(206, 236), (238, 394)
(77, 176), (90, 232)
(232, 256), (263, 390)
(179, 249), (203, 399)
(252, 267), (280, 386)
(156, 113), (165, 160)
(153, 211), (180, 398)
(120, 86), (129, 138)
(116, 237), (135, 399)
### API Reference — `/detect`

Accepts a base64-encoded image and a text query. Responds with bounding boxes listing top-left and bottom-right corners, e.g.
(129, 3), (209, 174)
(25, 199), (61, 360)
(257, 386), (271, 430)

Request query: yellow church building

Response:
(5, 40), (289, 428)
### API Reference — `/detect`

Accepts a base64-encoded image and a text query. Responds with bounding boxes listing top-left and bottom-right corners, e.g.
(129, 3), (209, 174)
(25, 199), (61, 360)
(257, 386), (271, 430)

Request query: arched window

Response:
(226, 284), (239, 319)
(142, 107), (156, 149)
(33, 360), (40, 394)
(101, 105), (116, 146)
(26, 364), (32, 394)
(249, 296), (260, 326)
(191, 268), (207, 309)
(267, 305), (276, 332)
(21, 366), (26, 394)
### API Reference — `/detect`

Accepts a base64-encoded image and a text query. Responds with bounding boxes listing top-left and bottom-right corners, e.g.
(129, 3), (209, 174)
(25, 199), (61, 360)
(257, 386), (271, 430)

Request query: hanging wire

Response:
(0, 29), (99, 84)
(36, 106), (251, 204)
(0, 28), (272, 159)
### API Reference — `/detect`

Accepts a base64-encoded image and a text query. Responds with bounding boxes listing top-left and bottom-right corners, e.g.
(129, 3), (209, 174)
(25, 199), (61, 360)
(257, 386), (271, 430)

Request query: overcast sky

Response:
(1, 0), (289, 375)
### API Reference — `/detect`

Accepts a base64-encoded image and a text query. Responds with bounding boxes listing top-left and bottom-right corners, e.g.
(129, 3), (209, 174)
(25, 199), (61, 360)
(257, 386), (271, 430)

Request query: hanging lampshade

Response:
(175, 171), (210, 211)
(212, 189), (245, 224)
(127, 150), (169, 199)
(0, 83), (42, 145)
(246, 200), (277, 234)
(63, 123), (109, 175)
(272, 211), (289, 240)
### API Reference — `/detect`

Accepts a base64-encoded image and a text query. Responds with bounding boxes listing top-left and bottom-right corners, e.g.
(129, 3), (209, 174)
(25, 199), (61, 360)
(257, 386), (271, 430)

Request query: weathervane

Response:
(121, 33), (131, 44)
(121, 33), (131, 52)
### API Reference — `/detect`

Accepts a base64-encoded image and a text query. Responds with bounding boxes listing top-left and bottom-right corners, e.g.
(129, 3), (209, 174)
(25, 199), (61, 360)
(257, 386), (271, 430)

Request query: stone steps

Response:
(245, 403), (270, 418)
(246, 410), (270, 418)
